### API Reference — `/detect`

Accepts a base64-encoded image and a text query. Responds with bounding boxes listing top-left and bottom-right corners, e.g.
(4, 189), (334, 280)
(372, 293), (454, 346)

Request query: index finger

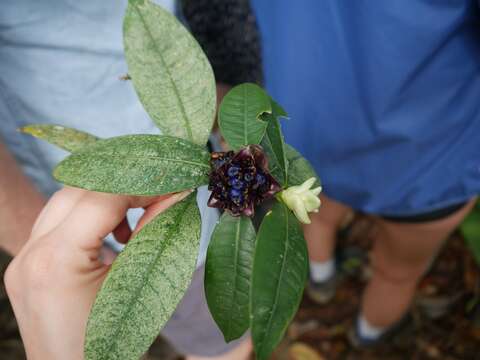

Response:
(52, 190), (192, 252)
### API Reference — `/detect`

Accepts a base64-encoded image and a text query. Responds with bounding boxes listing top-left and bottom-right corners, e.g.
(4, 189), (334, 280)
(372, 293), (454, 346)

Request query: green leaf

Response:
(54, 135), (210, 195)
(219, 83), (272, 150)
(20, 124), (99, 153)
(270, 98), (288, 119)
(123, 0), (216, 145)
(85, 193), (201, 360)
(461, 203), (480, 266)
(261, 99), (289, 185)
(285, 144), (321, 187)
(205, 213), (256, 342)
(251, 201), (309, 359)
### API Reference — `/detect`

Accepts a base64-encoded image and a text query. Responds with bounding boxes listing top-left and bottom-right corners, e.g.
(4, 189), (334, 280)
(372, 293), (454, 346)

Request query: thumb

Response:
(50, 190), (193, 268)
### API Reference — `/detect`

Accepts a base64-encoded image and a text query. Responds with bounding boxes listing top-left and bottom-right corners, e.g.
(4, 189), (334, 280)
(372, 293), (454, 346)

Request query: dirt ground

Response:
(273, 215), (480, 360)
(1, 215), (479, 360)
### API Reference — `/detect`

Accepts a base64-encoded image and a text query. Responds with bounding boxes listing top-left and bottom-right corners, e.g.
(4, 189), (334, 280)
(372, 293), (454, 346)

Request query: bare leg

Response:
(362, 199), (476, 328)
(304, 193), (352, 262)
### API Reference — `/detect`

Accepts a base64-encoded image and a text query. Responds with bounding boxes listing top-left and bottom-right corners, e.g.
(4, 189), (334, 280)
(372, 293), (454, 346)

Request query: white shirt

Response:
(0, 0), (217, 265)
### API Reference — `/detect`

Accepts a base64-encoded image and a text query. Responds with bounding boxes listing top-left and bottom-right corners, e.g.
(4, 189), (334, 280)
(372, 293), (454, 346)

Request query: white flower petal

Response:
(280, 178), (322, 224)
(298, 177), (316, 192)
(303, 194), (321, 212)
(293, 197), (311, 224)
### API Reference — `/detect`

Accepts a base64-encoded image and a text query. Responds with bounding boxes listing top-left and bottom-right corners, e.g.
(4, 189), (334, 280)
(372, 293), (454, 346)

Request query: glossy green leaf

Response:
(124, 0), (216, 145)
(251, 201), (309, 359)
(205, 213), (256, 342)
(20, 124), (99, 153)
(85, 193), (201, 360)
(54, 135), (210, 195)
(285, 144), (321, 187)
(261, 99), (289, 185)
(219, 83), (272, 150)
(269, 98), (288, 119)
(461, 202), (480, 265)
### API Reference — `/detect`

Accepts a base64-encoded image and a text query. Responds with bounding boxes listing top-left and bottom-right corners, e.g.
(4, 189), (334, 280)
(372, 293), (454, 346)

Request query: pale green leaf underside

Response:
(219, 83), (272, 150)
(266, 144), (320, 188)
(251, 201), (309, 360)
(53, 135), (210, 196)
(20, 124), (99, 153)
(205, 213), (256, 342)
(85, 193), (201, 360)
(284, 145), (321, 187)
(124, 0), (216, 145)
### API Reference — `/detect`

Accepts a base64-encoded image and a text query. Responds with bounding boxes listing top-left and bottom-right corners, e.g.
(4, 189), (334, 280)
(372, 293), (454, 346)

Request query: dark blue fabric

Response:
(252, 0), (480, 215)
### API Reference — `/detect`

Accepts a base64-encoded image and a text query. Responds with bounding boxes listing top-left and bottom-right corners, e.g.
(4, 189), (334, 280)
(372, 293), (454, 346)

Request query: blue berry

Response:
(229, 178), (245, 190)
(244, 172), (254, 182)
(227, 166), (240, 177)
(229, 188), (241, 196)
(256, 173), (266, 185)
(229, 188), (243, 204)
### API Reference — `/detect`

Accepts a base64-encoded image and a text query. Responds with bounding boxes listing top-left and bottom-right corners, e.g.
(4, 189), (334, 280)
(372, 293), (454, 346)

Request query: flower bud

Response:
(281, 177), (322, 224)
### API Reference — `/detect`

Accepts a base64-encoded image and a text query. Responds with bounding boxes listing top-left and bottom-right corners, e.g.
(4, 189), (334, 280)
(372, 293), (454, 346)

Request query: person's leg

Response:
(361, 199), (476, 330)
(304, 193), (352, 263)
(303, 194), (352, 303)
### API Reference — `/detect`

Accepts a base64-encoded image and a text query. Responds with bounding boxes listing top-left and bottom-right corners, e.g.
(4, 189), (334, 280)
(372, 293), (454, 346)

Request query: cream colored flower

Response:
(280, 177), (322, 224)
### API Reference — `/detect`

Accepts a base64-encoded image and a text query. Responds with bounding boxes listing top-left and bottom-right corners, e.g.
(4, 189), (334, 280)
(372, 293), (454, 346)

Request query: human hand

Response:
(4, 187), (192, 360)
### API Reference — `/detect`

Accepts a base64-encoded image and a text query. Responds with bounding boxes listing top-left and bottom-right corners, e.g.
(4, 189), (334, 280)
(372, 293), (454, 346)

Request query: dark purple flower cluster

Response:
(207, 145), (281, 217)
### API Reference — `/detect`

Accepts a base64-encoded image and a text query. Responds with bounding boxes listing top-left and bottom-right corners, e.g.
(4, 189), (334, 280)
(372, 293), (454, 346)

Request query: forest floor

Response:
(1, 215), (479, 360)
(272, 215), (480, 360)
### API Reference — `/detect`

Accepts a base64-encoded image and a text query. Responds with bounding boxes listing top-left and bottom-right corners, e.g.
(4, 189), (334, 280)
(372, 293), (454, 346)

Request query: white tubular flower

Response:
(281, 177), (322, 224)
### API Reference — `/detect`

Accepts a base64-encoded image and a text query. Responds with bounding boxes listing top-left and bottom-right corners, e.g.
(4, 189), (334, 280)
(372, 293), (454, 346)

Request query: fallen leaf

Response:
(288, 342), (326, 360)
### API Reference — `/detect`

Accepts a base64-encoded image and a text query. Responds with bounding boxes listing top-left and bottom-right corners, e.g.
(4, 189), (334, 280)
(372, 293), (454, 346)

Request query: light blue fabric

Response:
(0, 0), (216, 265)
(252, 0), (480, 216)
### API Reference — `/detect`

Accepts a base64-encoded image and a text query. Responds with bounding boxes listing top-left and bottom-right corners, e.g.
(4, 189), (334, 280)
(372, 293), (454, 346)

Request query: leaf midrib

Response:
(243, 85), (248, 145)
(106, 197), (192, 357)
(133, 4), (194, 142)
(77, 153), (210, 169)
(266, 118), (288, 185)
(258, 205), (290, 354)
(272, 122), (288, 183)
(225, 218), (242, 339)
(264, 134), (284, 184)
